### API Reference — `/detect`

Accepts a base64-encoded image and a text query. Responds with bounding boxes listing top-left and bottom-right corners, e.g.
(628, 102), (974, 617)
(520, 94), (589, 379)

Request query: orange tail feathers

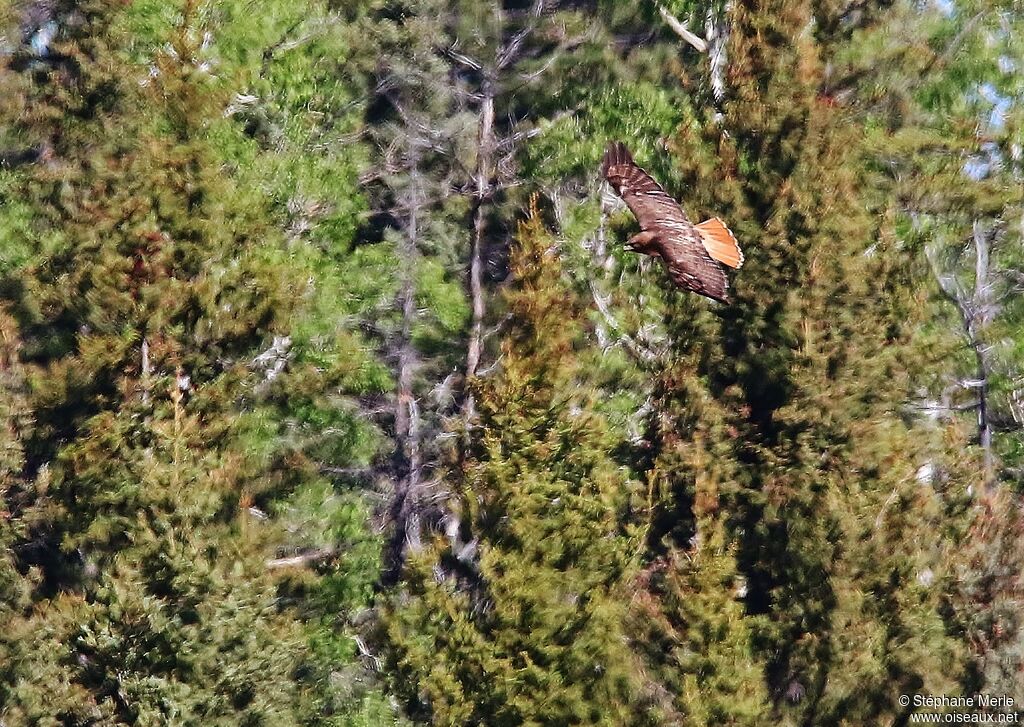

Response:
(696, 218), (743, 269)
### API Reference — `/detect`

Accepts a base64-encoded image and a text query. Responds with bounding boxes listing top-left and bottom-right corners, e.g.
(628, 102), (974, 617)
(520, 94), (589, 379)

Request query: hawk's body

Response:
(601, 142), (742, 303)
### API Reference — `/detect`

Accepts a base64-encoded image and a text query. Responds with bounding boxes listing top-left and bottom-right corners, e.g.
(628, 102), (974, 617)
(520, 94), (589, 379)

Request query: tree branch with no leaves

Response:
(266, 547), (339, 569)
(658, 5), (708, 52)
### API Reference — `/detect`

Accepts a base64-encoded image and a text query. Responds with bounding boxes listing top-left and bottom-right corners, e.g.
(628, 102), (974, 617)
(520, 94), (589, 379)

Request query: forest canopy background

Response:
(0, 0), (1023, 725)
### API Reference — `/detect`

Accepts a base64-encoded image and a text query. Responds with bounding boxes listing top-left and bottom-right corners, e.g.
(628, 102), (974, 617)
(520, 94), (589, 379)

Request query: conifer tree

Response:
(384, 210), (642, 725)
(351, 0), (471, 580)
(351, 2), (674, 577)
(627, 0), (967, 722)
(199, 2), (411, 719)
(872, 0), (1024, 486)
(0, 307), (38, 714)
(631, 341), (769, 724)
(877, 0), (1024, 701)
(0, 1), (324, 721)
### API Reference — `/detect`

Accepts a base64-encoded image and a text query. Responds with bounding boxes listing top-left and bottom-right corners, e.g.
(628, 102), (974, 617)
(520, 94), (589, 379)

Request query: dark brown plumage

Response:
(601, 141), (742, 303)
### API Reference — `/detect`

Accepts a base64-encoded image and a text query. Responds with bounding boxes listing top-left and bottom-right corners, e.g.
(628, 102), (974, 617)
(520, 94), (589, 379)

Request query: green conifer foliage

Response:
(948, 489), (1024, 705)
(0, 308), (40, 716)
(200, 3), (410, 719)
(0, 307), (28, 524)
(632, 0), (966, 722)
(0, 2), (319, 721)
(891, 0), (1024, 700)
(384, 210), (641, 725)
(872, 0), (1024, 486)
(631, 517), (770, 725)
(2, 392), (310, 721)
(2, 2), (1021, 723)
(627, 323), (769, 724)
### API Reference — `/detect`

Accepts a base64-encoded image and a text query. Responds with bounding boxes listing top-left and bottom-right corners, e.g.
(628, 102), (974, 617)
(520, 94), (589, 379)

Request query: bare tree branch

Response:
(266, 547), (339, 569)
(461, 88), (495, 431)
(497, 0), (551, 69)
(588, 279), (660, 364)
(657, 5), (708, 53)
(443, 41), (483, 71)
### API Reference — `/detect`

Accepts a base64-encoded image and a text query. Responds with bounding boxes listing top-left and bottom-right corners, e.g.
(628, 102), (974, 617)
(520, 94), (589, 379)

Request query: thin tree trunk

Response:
(975, 342), (993, 487)
(926, 222), (998, 491)
(385, 169), (425, 582)
(462, 87), (494, 430)
(972, 220), (995, 488)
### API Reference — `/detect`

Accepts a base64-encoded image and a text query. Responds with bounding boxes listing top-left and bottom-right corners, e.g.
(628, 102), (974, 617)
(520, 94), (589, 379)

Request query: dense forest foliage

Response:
(0, 0), (1022, 724)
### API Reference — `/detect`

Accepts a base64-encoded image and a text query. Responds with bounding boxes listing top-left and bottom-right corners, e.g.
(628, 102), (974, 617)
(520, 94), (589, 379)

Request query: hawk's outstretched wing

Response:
(601, 141), (739, 303)
(657, 231), (733, 303)
(601, 141), (692, 233)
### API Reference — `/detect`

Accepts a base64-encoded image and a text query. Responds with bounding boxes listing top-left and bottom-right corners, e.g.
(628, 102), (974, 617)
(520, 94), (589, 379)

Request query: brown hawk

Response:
(601, 141), (743, 303)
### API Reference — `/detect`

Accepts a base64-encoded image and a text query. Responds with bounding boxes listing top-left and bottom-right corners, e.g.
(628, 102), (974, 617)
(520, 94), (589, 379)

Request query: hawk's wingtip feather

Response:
(602, 140), (636, 181)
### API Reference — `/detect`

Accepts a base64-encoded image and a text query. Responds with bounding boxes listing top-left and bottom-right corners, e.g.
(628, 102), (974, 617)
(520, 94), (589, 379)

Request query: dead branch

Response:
(266, 547), (338, 569)
(657, 5), (708, 53)
(353, 636), (383, 671)
(589, 279), (659, 364)
(497, 0), (552, 69)
(444, 41), (484, 71)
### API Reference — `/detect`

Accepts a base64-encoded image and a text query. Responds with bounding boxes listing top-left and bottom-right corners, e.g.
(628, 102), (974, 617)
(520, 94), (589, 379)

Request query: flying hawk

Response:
(601, 141), (743, 303)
